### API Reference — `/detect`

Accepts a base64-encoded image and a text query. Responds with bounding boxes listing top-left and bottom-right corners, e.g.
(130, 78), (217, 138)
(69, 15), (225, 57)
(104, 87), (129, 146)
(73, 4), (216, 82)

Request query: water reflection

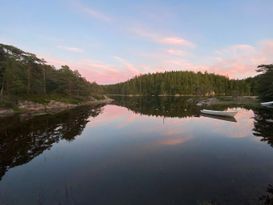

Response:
(259, 184), (273, 205)
(112, 96), (273, 145)
(111, 96), (200, 118)
(0, 105), (102, 180)
(200, 113), (237, 123)
(112, 96), (246, 120)
(253, 107), (273, 147)
(1, 97), (273, 204)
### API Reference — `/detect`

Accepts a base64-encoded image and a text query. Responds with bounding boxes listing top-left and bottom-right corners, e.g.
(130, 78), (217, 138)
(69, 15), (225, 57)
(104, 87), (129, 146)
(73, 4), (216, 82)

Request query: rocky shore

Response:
(192, 96), (258, 107)
(0, 96), (113, 118)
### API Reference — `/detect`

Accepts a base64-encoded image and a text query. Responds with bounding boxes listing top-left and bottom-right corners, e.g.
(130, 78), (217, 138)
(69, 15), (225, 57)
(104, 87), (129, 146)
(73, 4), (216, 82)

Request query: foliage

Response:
(0, 43), (101, 104)
(256, 64), (273, 101)
(104, 71), (252, 96)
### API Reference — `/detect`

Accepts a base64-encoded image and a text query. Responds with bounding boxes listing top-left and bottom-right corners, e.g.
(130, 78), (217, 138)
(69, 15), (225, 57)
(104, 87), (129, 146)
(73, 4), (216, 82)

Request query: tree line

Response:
(255, 64), (273, 101)
(1, 43), (272, 103)
(104, 71), (253, 96)
(0, 43), (102, 105)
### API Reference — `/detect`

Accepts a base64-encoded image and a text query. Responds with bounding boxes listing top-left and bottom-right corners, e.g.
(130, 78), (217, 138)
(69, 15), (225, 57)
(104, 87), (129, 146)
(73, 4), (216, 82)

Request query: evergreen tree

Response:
(104, 71), (254, 96)
(256, 64), (273, 101)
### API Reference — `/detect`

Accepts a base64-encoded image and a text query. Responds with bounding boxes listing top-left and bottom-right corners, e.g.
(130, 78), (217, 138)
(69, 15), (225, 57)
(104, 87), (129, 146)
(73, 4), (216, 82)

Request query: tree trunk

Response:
(27, 65), (31, 94)
(0, 79), (4, 100)
(43, 67), (46, 95)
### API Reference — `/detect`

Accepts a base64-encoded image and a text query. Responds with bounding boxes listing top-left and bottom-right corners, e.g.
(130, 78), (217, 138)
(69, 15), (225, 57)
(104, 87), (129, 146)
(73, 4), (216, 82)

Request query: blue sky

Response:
(1, 0), (273, 84)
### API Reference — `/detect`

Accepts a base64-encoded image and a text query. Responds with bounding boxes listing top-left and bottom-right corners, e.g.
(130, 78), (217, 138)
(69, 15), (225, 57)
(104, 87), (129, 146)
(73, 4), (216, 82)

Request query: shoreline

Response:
(108, 95), (260, 107)
(0, 96), (113, 118)
(193, 96), (259, 107)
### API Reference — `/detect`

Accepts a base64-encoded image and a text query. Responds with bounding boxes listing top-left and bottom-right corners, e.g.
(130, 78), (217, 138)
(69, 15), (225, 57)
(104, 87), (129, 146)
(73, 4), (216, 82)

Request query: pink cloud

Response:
(113, 56), (141, 76)
(158, 137), (190, 145)
(131, 27), (194, 47)
(41, 55), (140, 84)
(144, 40), (273, 79)
(57, 45), (84, 53)
(39, 39), (273, 84)
(207, 40), (273, 79)
(159, 37), (194, 47)
(166, 49), (187, 57)
(260, 40), (273, 56)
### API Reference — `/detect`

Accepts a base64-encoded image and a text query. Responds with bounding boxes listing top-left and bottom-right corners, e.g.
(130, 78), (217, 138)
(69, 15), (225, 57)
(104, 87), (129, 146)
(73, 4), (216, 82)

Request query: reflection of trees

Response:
(253, 107), (273, 147)
(0, 105), (102, 180)
(259, 184), (273, 205)
(112, 96), (240, 119)
(112, 96), (200, 118)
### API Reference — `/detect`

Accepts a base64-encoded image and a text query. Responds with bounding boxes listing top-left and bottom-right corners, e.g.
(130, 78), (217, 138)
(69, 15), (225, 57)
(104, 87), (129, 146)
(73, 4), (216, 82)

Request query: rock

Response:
(18, 101), (46, 112)
(186, 98), (195, 103)
(196, 102), (204, 106)
(196, 98), (220, 106)
(0, 96), (114, 118)
(0, 108), (14, 116)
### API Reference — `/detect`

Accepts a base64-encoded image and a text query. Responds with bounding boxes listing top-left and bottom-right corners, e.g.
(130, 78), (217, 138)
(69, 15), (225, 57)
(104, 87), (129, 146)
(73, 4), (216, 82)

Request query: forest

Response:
(1, 43), (272, 106)
(104, 71), (257, 96)
(0, 43), (102, 107)
(255, 64), (273, 101)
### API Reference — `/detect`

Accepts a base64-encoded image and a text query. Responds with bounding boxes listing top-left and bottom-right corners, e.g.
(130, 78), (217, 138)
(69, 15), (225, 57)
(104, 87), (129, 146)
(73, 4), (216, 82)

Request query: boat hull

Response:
(200, 109), (238, 117)
(261, 101), (273, 106)
(200, 113), (237, 122)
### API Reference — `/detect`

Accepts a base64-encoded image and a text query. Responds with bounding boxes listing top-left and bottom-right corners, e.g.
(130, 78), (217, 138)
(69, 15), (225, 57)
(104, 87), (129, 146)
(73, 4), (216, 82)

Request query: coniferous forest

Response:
(104, 71), (257, 96)
(0, 43), (102, 106)
(1, 43), (272, 106)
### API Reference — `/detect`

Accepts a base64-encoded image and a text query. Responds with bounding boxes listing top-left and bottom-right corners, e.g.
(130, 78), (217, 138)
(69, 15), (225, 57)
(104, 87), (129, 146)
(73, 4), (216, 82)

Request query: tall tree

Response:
(256, 64), (273, 101)
(104, 71), (254, 96)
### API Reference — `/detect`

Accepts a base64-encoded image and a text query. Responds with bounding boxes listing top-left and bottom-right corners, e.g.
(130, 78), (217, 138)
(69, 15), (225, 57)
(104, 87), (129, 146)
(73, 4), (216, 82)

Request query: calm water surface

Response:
(0, 97), (273, 205)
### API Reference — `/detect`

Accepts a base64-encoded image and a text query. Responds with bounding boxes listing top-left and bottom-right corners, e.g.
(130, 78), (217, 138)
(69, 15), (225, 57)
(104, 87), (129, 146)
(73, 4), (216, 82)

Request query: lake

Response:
(0, 96), (273, 205)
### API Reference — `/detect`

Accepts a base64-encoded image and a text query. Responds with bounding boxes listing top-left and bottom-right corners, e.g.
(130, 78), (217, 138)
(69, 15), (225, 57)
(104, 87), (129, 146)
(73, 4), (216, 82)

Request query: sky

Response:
(0, 0), (273, 84)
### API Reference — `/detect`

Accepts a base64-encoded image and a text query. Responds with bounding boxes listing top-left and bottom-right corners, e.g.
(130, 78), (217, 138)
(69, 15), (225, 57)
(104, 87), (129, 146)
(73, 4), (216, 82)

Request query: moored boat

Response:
(261, 101), (273, 106)
(200, 113), (237, 122)
(200, 109), (238, 117)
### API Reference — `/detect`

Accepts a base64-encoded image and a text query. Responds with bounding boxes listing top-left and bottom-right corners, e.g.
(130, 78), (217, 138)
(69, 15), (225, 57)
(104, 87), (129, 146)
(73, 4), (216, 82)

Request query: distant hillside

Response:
(104, 71), (257, 96)
(0, 43), (102, 107)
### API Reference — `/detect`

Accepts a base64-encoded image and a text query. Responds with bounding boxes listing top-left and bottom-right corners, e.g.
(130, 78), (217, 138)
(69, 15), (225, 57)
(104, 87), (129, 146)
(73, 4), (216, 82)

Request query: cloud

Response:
(81, 7), (111, 22)
(57, 45), (84, 53)
(158, 137), (190, 145)
(40, 39), (273, 84)
(159, 37), (194, 47)
(260, 40), (273, 56)
(75, 1), (112, 22)
(137, 39), (273, 79)
(113, 56), (141, 76)
(166, 49), (187, 57)
(207, 40), (273, 78)
(131, 27), (195, 47)
(42, 55), (141, 84)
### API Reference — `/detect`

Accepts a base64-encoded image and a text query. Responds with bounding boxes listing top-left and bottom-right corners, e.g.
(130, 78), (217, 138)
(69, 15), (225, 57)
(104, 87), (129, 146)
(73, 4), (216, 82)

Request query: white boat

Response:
(261, 101), (273, 106)
(200, 109), (238, 117)
(201, 113), (237, 122)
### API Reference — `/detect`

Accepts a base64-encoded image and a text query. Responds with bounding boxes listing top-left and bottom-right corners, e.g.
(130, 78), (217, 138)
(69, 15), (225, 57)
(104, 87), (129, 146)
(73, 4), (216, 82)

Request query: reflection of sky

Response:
(1, 105), (273, 204)
(87, 105), (257, 146)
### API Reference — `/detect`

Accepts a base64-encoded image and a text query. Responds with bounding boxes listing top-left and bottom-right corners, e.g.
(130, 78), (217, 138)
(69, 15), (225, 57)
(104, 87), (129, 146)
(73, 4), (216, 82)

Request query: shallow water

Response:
(0, 97), (273, 205)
